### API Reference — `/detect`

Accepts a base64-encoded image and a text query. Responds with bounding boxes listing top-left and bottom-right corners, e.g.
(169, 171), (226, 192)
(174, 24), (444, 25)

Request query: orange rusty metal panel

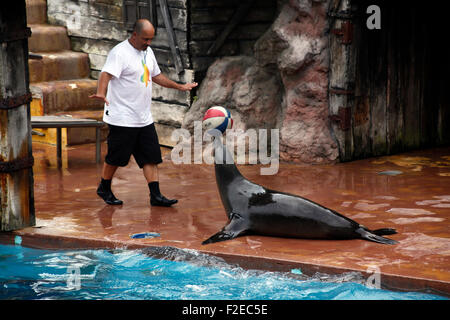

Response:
(30, 98), (44, 116)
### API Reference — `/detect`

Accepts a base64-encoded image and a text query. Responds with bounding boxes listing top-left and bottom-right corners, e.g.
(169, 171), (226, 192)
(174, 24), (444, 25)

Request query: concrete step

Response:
(28, 24), (71, 52)
(30, 78), (102, 115)
(29, 50), (90, 83)
(26, 0), (47, 24)
(32, 110), (108, 147)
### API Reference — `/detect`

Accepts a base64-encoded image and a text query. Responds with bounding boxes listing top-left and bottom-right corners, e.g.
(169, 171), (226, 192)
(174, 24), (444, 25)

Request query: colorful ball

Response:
(202, 106), (233, 133)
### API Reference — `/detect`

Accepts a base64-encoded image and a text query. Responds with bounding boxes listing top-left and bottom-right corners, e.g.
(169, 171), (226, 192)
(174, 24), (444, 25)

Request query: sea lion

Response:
(202, 135), (398, 245)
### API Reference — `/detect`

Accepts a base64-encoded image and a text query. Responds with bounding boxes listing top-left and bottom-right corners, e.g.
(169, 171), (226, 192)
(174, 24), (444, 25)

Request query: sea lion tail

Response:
(371, 228), (397, 236)
(356, 228), (398, 245)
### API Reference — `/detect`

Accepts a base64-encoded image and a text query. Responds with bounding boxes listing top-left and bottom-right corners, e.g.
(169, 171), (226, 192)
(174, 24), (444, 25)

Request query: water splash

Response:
(0, 244), (446, 300)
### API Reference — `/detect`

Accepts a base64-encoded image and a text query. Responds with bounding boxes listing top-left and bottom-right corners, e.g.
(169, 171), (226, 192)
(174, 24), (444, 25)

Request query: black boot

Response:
(97, 178), (123, 205)
(149, 181), (177, 207)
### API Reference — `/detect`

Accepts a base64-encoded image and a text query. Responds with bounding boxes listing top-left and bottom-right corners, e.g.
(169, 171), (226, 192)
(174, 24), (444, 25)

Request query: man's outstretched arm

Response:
(152, 73), (198, 91)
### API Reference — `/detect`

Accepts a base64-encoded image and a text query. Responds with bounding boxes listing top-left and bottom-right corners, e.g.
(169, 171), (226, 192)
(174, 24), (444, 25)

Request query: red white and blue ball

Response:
(202, 106), (233, 133)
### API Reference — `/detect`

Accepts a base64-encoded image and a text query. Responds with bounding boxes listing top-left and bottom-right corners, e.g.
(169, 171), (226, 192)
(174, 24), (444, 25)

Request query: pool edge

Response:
(1, 231), (448, 298)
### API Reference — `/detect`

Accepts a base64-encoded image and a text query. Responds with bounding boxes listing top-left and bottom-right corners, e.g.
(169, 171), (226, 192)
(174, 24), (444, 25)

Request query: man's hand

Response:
(89, 93), (109, 105)
(89, 72), (113, 105)
(178, 82), (198, 91)
(89, 93), (109, 106)
(152, 73), (198, 91)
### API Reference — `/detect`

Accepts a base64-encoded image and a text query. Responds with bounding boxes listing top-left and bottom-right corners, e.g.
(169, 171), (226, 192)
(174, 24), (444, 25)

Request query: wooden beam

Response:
(0, 0), (35, 231)
(207, 0), (255, 56)
(158, 0), (184, 76)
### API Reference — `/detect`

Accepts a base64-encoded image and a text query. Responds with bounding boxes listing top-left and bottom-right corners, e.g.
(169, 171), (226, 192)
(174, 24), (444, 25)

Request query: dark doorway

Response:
(351, 1), (450, 158)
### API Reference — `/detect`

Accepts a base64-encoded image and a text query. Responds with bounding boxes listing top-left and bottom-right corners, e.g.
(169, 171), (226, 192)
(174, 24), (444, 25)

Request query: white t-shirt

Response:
(101, 39), (161, 127)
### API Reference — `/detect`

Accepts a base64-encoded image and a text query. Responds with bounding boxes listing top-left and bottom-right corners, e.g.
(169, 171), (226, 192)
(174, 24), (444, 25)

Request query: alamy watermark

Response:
(365, 265), (381, 289)
(66, 265), (81, 290)
(366, 5), (381, 30)
(170, 121), (280, 175)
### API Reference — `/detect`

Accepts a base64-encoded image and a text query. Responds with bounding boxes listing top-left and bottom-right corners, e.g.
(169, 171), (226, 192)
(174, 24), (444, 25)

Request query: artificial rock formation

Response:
(182, 56), (282, 134)
(183, 0), (339, 164)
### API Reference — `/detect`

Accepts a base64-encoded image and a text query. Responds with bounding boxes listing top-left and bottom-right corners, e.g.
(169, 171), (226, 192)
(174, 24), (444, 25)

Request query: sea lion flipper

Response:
(202, 213), (248, 245)
(357, 228), (398, 245)
(201, 229), (238, 245)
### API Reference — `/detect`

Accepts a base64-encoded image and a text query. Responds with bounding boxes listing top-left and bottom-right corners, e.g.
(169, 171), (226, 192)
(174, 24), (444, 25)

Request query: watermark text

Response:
(171, 122), (280, 175)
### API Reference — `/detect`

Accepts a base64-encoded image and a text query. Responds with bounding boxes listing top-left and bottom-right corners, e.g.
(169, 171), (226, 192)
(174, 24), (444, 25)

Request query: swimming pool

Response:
(0, 244), (446, 300)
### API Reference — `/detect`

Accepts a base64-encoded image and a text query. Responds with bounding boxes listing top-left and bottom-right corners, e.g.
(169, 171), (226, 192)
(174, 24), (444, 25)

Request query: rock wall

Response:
(184, 0), (339, 164)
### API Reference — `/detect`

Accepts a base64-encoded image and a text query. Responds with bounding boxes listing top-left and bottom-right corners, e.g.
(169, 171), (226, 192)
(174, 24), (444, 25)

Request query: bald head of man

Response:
(129, 19), (155, 51)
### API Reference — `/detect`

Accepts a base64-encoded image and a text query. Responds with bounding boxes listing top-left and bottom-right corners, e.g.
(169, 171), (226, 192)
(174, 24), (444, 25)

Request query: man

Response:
(90, 19), (197, 206)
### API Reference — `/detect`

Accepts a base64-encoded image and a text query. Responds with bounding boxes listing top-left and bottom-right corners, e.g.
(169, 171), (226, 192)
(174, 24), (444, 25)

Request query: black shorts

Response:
(105, 123), (162, 168)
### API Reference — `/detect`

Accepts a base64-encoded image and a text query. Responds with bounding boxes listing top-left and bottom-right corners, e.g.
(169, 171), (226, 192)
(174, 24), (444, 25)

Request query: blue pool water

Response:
(0, 244), (446, 300)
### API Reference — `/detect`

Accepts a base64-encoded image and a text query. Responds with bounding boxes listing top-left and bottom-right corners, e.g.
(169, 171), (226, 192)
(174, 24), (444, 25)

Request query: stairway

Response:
(26, 0), (105, 146)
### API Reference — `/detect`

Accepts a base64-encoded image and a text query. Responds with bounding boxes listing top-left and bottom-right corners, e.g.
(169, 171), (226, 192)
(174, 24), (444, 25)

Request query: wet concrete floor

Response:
(2, 141), (449, 296)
